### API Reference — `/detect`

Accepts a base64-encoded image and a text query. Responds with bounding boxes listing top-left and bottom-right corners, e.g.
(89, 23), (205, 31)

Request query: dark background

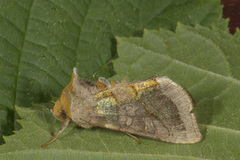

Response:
(222, 0), (240, 34)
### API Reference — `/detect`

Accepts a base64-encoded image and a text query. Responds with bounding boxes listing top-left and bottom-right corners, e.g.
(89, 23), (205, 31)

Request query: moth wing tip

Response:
(155, 76), (173, 85)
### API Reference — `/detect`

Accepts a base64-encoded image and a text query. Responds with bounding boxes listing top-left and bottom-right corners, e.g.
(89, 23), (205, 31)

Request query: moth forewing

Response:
(92, 76), (201, 144)
(42, 68), (202, 147)
(154, 77), (202, 143)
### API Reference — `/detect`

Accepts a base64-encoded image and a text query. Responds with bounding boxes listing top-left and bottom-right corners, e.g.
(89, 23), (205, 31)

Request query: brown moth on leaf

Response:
(41, 68), (202, 147)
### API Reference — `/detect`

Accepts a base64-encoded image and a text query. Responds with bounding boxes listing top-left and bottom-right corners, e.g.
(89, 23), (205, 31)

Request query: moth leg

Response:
(41, 118), (70, 148)
(126, 133), (141, 144)
(97, 77), (111, 89)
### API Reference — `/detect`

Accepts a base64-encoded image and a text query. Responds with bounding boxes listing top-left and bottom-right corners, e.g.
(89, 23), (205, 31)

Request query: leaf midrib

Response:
(200, 124), (240, 134)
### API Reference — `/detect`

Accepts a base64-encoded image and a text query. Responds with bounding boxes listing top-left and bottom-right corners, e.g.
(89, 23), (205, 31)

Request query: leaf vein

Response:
(128, 41), (240, 84)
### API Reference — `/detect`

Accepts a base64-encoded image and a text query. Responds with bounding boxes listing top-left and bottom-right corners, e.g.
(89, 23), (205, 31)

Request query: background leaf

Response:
(0, 0), (228, 145)
(1, 23), (239, 159)
(113, 24), (240, 159)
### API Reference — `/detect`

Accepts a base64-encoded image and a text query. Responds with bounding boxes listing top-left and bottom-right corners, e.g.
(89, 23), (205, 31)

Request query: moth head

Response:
(51, 68), (77, 122)
(51, 100), (68, 122)
(51, 87), (73, 122)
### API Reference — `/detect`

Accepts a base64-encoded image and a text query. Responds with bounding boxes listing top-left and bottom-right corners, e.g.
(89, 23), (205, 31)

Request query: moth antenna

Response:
(41, 118), (70, 148)
(125, 133), (141, 144)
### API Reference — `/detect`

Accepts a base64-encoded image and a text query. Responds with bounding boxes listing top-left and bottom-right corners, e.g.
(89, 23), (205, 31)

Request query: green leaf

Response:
(113, 24), (240, 159)
(0, 0), (228, 144)
(1, 24), (240, 159)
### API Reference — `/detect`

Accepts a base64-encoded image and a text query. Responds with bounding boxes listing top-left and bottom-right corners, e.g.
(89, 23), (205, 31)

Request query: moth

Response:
(41, 68), (202, 147)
